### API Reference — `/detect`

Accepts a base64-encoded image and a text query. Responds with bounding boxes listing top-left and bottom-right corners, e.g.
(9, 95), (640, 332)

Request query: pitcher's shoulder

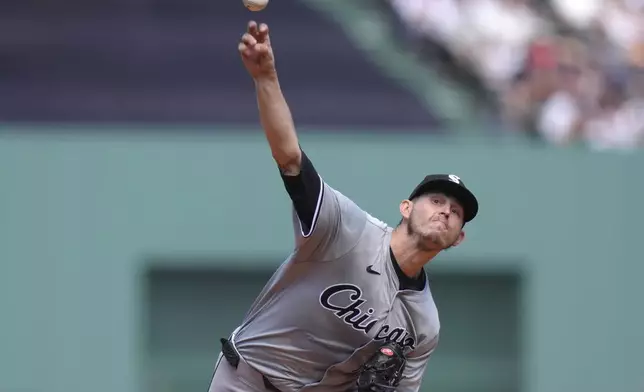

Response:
(364, 213), (392, 233)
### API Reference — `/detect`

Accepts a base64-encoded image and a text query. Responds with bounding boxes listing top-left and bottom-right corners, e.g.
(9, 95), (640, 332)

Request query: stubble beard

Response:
(406, 215), (453, 252)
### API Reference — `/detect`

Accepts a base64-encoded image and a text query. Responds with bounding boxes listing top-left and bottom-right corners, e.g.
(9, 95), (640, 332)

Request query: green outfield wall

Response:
(1, 128), (642, 392)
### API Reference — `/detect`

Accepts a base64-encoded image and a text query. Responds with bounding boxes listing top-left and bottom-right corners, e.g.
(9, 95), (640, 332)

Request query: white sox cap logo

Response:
(448, 174), (461, 184)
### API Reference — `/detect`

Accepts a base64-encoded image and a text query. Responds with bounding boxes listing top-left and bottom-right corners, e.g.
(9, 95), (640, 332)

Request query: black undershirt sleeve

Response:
(279, 149), (321, 235)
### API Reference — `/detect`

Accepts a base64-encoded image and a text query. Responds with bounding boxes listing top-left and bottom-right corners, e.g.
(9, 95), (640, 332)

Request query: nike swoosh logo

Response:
(366, 265), (381, 275)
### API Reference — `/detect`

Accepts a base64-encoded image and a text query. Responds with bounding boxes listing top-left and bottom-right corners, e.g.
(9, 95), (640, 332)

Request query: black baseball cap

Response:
(408, 174), (479, 223)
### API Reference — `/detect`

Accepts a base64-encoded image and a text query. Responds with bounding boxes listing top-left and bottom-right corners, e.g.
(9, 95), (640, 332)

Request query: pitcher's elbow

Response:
(273, 149), (302, 175)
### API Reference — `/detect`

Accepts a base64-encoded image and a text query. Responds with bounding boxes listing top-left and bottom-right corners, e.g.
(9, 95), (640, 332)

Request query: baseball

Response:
(243, 0), (268, 11)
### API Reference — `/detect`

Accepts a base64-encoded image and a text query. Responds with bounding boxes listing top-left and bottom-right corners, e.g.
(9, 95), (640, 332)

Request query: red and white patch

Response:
(380, 347), (394, 356)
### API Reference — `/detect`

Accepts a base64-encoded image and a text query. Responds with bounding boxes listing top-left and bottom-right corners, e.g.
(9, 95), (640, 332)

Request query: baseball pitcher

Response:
(207, 21), (480, 392)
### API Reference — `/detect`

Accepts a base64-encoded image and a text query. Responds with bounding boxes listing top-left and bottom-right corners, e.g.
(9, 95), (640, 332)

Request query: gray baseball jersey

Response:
(231, 168), (440, 391)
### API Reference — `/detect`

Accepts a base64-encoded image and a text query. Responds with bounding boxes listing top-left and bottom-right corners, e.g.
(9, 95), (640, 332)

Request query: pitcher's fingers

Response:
(256, 43), (270, 55)
(247, 21), (258, 35)
(238, 42), (247, 53)
(257, 23), (269, 42)
(238, 43), (254, 58)
(241, 33), (257, 47)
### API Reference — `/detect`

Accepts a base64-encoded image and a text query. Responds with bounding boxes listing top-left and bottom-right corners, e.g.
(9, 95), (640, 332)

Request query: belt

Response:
(220, 338), (281, 392)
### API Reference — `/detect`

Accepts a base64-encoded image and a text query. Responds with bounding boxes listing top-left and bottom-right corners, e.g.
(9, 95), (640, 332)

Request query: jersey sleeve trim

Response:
(299, 174), (324, 238)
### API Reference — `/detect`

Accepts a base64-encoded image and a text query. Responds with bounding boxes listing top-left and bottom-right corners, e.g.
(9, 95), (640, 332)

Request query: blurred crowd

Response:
(388, 0), (644, 151)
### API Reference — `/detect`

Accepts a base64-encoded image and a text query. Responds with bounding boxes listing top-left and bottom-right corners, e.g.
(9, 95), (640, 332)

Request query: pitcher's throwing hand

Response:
(238, 21), (275, 79)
